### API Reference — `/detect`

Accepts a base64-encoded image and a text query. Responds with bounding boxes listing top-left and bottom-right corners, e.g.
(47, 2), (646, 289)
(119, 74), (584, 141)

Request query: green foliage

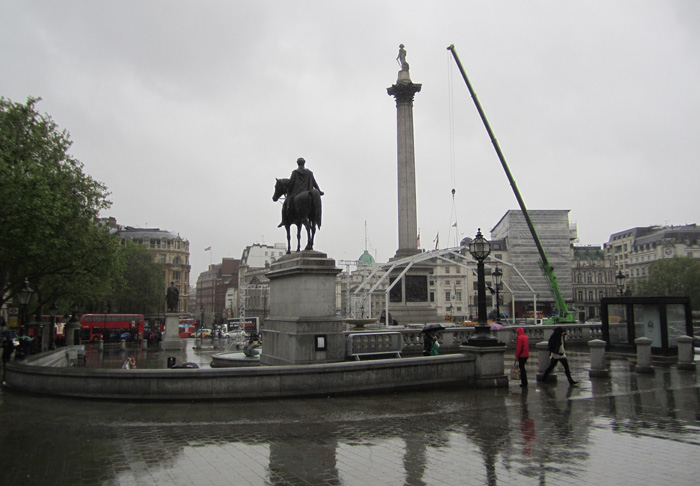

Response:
(0, 97), (119, 315)
(634, 257), (700, 310)
(110, 242), (165, 314)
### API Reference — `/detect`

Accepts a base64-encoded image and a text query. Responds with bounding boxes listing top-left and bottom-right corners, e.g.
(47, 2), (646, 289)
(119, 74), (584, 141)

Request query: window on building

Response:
(429, 280), (434, 286)
(445, 267), (450, 274)
(578, 291), (583, 302)
(587, 274), (593, 283)
(577, 273), (582, 283)
(445, 291), (451, 301)
(597, 273), (603, 283)
(430, 292), (434, 303)
(455, 291), (462, 301)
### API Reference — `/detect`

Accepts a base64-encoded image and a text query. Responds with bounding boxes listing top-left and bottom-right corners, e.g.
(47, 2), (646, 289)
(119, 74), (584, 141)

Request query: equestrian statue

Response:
(272, 157), (323, 253)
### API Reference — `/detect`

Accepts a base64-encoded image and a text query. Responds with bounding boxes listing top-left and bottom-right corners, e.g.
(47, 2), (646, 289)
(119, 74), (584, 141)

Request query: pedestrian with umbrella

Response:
(421, 324), (444, 356)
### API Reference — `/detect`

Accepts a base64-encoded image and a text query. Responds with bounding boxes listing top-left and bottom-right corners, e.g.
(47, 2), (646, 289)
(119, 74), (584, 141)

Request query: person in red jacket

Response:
(515, 327), (530, 387)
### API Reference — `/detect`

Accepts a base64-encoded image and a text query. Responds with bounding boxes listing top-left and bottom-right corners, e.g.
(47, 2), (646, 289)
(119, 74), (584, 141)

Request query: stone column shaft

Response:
(388, 81), (421, 259)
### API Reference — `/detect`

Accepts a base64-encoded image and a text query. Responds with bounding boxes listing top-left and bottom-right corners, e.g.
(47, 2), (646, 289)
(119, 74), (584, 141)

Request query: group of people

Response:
(515, 326), (579, 388)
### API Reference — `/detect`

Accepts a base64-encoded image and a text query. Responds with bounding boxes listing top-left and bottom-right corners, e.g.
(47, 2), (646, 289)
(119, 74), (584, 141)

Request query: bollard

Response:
(676, 336), (696, 371)
(588, 339), (609, 378)
(98, 338), (104, 353)
(634, 337), (654, 373)
(141, 337), (148, 350)
(119, 339), (126, 351)
(536, 341), (556, 382)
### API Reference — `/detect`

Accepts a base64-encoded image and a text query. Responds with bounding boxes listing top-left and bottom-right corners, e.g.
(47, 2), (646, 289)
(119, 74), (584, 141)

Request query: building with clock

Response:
(604, 224), (700, 288)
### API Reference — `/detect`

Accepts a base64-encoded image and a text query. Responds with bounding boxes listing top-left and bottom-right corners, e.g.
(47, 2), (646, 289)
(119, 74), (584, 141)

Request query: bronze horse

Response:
(272, 178), (322, 253)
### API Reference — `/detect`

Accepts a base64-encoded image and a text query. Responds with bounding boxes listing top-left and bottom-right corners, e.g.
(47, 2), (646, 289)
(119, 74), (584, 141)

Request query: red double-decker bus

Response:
(178, 318), (196, 338)
(79, 314), (145, 343)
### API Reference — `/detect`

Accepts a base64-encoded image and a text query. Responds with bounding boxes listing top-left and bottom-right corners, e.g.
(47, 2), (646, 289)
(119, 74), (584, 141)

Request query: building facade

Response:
(491, 210), (574, 319)
(111, 221), (191, 314)
(605, 225), (700, 290)
(571, 245), (617, 321)
(195, 258), (240, 327)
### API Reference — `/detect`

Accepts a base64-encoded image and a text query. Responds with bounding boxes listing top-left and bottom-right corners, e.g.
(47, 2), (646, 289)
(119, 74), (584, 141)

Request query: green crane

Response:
(447, 44), (576, 324)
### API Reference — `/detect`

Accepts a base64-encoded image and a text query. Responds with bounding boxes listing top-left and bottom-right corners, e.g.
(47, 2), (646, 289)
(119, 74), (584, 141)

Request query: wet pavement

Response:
(1, 349), (699, 485)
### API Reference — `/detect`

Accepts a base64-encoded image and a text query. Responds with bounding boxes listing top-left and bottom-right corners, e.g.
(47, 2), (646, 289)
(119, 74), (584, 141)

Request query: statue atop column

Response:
(396, 44), (409, 72)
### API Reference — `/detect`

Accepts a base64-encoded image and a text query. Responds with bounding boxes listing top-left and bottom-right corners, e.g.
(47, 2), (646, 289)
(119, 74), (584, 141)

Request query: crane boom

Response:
(447, 44), (575, 323)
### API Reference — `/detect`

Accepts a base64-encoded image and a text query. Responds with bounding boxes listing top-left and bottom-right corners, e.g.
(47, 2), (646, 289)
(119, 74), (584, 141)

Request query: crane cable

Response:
(447, 52), (459, 247)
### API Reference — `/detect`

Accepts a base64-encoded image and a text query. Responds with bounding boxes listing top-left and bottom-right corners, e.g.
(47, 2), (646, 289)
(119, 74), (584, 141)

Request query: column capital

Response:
(387, 82), (422, 103)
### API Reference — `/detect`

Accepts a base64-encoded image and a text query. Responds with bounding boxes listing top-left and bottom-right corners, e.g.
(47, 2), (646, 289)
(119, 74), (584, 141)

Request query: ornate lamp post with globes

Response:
(492, 267), (503, 323)
(615, 271), (626, 296)
(17, 279), (33, 337)
(467, 229), (498, 346)
(48, 302), (58, 351)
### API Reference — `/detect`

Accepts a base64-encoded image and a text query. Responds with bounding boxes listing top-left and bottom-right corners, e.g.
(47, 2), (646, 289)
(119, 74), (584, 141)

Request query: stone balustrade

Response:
(370, 323), (604, 357)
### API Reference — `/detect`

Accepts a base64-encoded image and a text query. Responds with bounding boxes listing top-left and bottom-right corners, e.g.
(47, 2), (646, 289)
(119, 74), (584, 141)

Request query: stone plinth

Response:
(266, 251), (340, 318)
(634, 337), (654, 374)
(261, 251), (344, 366)
(460, 344), (508, 388)
(676, 335), (696, 371)
(386, 264), (440, 326)
(160, 313), (183, 350)
(588, 339), (609, 378)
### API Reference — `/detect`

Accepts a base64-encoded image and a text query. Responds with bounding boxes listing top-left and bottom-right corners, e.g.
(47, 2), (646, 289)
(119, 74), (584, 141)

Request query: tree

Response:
(635, 257), (700, 310)
(0, 97), (120, 316)
(110, 242), (165, 314)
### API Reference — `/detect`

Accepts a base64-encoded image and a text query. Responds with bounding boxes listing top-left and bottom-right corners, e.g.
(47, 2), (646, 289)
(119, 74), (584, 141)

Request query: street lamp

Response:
(492, 267), (503, 323)
(49, 302), (58, 350)
(199, 305), (205, 349)
(17, 278), (33, 337)
(468, 229), (498, 346)
(615, 270), (626, 296)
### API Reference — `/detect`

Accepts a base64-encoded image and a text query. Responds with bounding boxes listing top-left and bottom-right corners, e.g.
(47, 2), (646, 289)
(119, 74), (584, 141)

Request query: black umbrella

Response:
(421, 323), (445, 333)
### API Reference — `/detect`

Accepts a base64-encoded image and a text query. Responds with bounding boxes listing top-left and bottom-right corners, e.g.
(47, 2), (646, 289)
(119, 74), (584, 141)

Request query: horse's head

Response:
(272, 178), (289, 202)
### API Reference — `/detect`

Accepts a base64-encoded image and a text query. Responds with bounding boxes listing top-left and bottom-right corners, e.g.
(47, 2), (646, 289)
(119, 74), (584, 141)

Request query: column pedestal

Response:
(160, 313), (183, 350)
(261, 251), (344, 366)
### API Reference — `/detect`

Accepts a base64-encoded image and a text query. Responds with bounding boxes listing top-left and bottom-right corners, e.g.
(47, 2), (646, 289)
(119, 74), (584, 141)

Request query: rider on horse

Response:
(279, 157), (324, 227)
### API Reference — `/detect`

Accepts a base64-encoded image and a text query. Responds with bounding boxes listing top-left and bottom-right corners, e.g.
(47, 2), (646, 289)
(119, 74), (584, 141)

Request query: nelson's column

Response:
(387, 44), (421, 259)
(386, 45), (439, 325)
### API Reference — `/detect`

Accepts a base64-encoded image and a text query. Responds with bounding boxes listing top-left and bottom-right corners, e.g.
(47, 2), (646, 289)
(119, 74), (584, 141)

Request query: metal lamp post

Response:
(468, 229), (498, 345)
(615, 271), (626, 296)
(492, 267), (502, 323)
(48, 302), (58, 350)
(17, 279), (33, 337)
(199, 305), (205, 349)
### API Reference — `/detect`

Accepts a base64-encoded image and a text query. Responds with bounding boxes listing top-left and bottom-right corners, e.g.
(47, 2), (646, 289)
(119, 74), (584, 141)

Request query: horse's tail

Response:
(312, 189), (322, 229)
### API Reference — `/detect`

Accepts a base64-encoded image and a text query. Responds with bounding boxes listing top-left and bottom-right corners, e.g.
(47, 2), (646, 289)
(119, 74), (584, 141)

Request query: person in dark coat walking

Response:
(515, 327), (530, 387)
(542, 327), (578, 386)
(2, 337), (14, 365)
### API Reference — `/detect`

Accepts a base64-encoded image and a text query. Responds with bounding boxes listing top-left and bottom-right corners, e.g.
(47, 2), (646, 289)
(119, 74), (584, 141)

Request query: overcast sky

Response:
(3, 1), (699, 281)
